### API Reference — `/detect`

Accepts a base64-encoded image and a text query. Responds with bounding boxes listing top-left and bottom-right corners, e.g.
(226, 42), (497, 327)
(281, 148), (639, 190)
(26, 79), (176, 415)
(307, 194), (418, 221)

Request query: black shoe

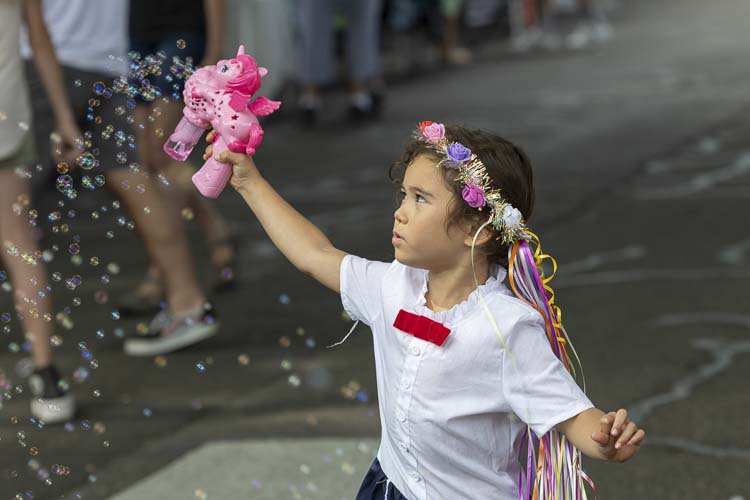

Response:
(124, 303), (220, 357)
(28, 365), (76, 424)
(298, 93), (322, 128)
(348, 91), (384, 123)
(300, 107), (318, 127)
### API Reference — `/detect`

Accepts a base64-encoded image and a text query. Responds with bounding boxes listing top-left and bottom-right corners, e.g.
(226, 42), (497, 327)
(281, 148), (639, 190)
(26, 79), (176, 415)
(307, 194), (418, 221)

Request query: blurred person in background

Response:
(389, 0), (472, 69)
(127, 0), (239, 315)
(295, 0), (385, 126)
(21, 0), (219, 358)
(511, 0), (612, 52)
(2, 0), (79, 423)
(557, 0), (613, 49)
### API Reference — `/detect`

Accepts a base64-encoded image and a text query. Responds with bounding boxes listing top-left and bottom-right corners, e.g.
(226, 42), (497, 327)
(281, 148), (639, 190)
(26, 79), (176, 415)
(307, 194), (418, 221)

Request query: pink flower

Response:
(419, 121), (434, 133)
(462, 183), (486, 209)
(422, 122), (445, 144)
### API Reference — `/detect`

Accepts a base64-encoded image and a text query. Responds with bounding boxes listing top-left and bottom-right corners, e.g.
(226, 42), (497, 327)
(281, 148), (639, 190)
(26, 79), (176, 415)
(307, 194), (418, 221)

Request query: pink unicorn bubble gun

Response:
(163, 45), (281, 198)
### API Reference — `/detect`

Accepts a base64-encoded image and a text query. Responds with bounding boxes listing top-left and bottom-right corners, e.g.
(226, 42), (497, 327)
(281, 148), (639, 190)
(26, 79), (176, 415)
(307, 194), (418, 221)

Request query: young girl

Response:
(205, 122), (645, 499)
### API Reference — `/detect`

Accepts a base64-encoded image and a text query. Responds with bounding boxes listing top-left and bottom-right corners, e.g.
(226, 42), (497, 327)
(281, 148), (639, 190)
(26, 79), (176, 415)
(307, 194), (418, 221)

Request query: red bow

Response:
(393, 310), (451, 346)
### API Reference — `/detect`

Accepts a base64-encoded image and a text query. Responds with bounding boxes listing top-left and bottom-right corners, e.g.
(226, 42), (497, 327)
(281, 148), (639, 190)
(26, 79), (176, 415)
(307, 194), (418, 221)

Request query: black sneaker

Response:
(28, 365), (76, 424)
(123, 303), (219, 357)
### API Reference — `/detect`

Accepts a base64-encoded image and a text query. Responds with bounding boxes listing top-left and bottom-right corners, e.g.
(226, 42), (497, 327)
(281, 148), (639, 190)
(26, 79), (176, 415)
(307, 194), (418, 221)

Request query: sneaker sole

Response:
(124, 322), (219, 357)
(30, 393), (76, 424)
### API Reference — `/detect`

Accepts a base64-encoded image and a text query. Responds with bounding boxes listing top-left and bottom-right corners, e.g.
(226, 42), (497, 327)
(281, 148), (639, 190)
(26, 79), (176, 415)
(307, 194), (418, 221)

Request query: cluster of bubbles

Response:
(125, 48), (195, 103)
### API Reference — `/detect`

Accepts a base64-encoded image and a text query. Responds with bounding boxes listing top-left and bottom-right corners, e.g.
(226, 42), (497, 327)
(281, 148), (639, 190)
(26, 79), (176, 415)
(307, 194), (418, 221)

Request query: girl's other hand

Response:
(590, 409), (645, 463)
(203, 130), (260, 191)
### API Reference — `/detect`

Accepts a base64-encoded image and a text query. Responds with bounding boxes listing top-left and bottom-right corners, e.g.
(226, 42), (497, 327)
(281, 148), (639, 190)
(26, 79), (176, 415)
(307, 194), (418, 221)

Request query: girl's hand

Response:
(590, 409), (645, 462)
(203, 130), (260, 191)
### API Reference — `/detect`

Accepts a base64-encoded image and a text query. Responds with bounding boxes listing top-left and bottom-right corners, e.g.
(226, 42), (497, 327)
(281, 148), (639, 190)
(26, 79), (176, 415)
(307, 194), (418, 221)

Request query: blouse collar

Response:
(412, 265), (508, 325)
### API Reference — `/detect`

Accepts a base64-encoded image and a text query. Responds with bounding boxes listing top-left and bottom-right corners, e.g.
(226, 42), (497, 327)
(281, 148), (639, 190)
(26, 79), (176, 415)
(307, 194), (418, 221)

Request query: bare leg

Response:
(0, 171), (54, 368)
(441, 15), (472, 65)
(106, 169), (204, 313)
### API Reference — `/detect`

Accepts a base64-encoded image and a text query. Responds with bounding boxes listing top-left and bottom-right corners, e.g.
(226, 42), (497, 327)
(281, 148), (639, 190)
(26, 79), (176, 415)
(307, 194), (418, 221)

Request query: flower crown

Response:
(416, 121), (527, 245)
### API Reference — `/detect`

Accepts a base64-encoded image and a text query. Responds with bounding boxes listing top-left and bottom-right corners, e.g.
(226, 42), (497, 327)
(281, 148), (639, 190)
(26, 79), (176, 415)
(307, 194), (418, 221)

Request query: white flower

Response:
(502, 205), (523, 228)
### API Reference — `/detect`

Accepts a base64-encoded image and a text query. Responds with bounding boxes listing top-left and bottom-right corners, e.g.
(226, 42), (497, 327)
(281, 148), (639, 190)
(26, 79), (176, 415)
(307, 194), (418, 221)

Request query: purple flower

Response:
(446, 143), (472, 166)
(462, 183), (486, 209)
(423, 123), (445, 144)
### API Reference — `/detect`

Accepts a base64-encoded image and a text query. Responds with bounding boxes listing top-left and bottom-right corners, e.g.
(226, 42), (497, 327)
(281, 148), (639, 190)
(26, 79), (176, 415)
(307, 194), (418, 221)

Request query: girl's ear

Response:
(463, 220), (493, 249)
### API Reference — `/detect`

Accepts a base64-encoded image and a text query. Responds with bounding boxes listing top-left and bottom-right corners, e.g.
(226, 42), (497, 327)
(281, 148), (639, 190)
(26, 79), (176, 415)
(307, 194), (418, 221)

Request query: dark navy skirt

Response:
(356, 459), (409, 500)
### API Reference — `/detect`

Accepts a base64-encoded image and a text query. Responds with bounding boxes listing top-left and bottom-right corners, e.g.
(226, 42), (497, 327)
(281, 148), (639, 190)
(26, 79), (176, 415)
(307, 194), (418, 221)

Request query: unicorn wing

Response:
(248, 96), (282, 116)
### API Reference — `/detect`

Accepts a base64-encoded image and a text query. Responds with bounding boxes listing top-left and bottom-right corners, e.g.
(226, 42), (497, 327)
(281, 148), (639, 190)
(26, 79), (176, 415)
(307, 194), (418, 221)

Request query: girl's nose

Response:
(394, 206), (406, 224)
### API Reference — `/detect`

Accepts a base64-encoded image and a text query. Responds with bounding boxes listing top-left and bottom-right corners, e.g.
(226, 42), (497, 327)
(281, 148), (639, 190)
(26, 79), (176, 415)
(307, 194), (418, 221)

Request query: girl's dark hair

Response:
(389, 125), (535, 268)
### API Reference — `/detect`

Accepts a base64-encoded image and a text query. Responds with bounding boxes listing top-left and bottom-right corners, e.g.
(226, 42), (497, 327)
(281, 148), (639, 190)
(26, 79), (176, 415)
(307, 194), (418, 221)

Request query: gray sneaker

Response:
(124, 304), (219, 357)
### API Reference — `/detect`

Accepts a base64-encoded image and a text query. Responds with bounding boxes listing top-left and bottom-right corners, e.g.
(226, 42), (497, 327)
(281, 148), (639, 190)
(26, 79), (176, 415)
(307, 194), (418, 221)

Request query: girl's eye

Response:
(220, 64), (229, 73)
(398, 191), (426, 204)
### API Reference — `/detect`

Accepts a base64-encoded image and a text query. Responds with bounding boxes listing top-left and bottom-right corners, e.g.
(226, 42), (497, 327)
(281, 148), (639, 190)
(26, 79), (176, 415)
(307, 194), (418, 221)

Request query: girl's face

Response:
(393, 155), (470, 271)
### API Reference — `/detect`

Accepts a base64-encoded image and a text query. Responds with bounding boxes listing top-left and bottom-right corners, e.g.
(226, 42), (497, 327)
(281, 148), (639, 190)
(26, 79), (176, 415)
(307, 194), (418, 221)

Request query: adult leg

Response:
(295, 0), (336, 125)
(342, 0), (385, 120)
(0, 171), (53, 368)
(106, 168), (204, 313)
(0, 168), (75, 422)
(440, 0), (472, 65)
(112, 104), (168, 313)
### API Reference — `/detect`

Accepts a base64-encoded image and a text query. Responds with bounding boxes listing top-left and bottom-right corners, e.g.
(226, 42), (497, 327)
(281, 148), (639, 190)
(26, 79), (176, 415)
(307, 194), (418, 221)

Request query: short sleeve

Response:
(340, 255), (391, 327)
(501, 313), (594, 438)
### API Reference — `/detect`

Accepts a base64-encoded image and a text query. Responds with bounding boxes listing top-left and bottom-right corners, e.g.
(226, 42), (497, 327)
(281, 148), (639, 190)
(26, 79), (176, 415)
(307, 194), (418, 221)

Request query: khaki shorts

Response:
(0, 132), (37, 170)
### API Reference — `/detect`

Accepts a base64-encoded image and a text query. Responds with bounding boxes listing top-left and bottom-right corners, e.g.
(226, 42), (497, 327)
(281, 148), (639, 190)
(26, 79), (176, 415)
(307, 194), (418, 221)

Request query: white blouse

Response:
(340, 255), (593, 500)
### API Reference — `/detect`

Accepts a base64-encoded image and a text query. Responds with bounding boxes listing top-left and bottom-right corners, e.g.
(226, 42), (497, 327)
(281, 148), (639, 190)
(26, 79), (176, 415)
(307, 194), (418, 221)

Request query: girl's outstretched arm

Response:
(205, 135), (346, 293)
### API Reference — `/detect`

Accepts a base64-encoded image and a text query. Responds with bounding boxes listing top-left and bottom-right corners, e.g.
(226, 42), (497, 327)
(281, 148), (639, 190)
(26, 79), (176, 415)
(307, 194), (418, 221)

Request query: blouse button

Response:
(401, 379), (410, 390)
(411, 472), (420, 481)
(410, 345), (421, 356)
(396, 411), (406, 422)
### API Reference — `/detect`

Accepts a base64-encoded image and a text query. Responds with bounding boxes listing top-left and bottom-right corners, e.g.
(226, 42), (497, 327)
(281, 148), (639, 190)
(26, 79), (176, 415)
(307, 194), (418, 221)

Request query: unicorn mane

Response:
(226, 47), (262, 97)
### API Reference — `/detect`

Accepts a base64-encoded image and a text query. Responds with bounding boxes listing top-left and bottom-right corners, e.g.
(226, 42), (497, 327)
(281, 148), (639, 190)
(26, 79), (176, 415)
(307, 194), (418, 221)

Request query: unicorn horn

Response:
(237, 45), (246, 56)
